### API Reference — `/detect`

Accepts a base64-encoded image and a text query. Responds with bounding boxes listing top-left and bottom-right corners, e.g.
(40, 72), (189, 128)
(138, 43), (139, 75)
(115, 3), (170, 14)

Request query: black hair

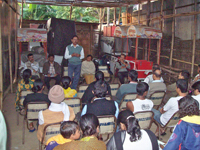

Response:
(48, 54), (54, 58)
(80, 113), (99, 137)
(32, 79), (44, 93)
(192, 81), (200, 92)
(71, 35), (78, 39)
(128, 70), (138, 82)
(152, 63), (160, 71)
(93, 80), (108, 98)
(62, 76), (71, 89)
(27, 53), (33, 58)
(95, 71), (104, 81)
(23, 69), (32, 84)
(121, 54), (126, 57)
(60, 121), (79, 139)
(176, 79), (188, 93)
(136, 82), (149, 96)
(178, 95), (199, 118)
(198, 63), (200, 68)
(153, 68), (162, 78)
(118, 110), (141, 142)
(87, 54), (93, 60)
(180, 70), (190, 80)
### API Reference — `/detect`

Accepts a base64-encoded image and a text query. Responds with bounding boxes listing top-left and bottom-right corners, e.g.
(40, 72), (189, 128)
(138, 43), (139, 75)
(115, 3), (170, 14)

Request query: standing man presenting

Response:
(64, 35), (84, 89)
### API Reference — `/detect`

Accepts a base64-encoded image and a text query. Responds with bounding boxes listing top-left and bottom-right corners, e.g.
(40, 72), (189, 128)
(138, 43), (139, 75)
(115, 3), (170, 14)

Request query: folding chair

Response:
(97, 115), (117, 141)
(39, 122), (61, 150)
(134, 111), (154, 129)
(77, 85), (88, 98)
(119, 93), (137, 111)
(149, 91), (166, 110)
(17, 90), (34, 125)
(23, 101), (49, 144)
(63, 97), (81, 114)
(110, 83), (120, 96)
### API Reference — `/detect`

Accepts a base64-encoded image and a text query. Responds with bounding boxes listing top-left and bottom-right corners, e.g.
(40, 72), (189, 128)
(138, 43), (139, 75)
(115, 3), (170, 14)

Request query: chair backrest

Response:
(99, 66), (110, 77)
(134, 111), (154, 129)
(20, 90), (34, 106)
(164, 111), (180, 128)
(77, 85), (88, 98)
(63, 98), (81, 114)
(149, 91), (166, 106)
(119, 93), (137, 111)
(97, 115), (117, 135)
(25, 102), (49, 120)
(41, 122), (61, 145)
(110, 84), (120, 96)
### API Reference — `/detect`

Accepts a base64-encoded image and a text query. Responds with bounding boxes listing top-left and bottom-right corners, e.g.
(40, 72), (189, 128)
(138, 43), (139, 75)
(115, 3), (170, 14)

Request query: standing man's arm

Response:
(80, 48), (84, 59)
(64, 47), (72, 59)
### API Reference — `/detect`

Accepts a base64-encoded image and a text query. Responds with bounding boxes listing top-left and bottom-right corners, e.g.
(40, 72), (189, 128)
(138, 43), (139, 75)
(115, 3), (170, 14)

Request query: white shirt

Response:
(132, 98), (154, 113)
(38, 102), (70, 125)
(192, 94), (200, 109)
(144, 74), (164, 84)
(123, 130), (153, 150)
(24, 61), (40, 75)
(160, 96), (183, 125)
(64, 44), (84, 60)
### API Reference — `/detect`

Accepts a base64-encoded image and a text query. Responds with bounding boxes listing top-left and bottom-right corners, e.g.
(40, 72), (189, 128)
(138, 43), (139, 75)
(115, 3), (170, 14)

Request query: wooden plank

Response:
(118, 7), (121, 25)
(0, 2), (3, 109)
(14, 1), (18, 84)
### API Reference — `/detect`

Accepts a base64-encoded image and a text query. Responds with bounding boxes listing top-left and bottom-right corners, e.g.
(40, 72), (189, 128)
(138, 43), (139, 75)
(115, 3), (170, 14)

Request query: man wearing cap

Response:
(37, 85), (75, 141)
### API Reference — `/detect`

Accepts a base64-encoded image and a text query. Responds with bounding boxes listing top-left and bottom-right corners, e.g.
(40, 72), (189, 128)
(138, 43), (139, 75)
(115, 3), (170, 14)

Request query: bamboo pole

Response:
(135, 38), (138, 60)
(138, 4), (140, 24)
(160, 0), (164, 30)
(20, 0), (23, 28)
(114, 7), (116, 25)
(118, 7), (121, 25)
(90, 25), (93, 55)
(157, 39), (161, 64)
(147, 0), (151, 26)
(191, 0), (197, 77)
(70, 6), (72, 20)
(126, 7), (128, 24)
(107, 7), (110, 26)
(14, 1), (18, 84)
(169, 0), (176, 68)
(0, 2), (3, 109)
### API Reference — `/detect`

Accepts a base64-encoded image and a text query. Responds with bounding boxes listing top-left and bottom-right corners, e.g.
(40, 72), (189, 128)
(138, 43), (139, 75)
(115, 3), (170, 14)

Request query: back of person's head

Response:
(178, 95), (199, 118)
(128, 70), (138, 82)
(152, 63), (160, 71)
(93, 80), (108, 98)
(95, 71), (104, 81)
(32, 79), (44, 93)
(176, 79), (188, 93)
(136, 82), (149, 96)
(23, 69), (32, 84)
(80, 113), (99, 137)
(153, 68), (162, 78)
(180, 70), (190, 80)
(117, 110), (141, 142)
(192, 81), (200, 92)
(62, 76), (71, 89)
(60, 121), (79, 139)
(27, 53), (33, 58)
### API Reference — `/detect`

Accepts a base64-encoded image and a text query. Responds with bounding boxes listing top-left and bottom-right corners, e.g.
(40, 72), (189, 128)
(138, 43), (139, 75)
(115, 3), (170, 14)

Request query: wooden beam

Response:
(14, 0), (18, 84)
(160, 0), (164, 30)
(114, 7), (116, 25)
(146, 0), (151, 26)
(0, 1), (3, 109)
(157, 39), (161, 64)
(118, 7), (121, 25)
(107, 7), (110, 26)
(138, 4), (140, 24)
(126, 6), (128, 24)
(70, 5), (72, 20)
(20, 0), (23, 28)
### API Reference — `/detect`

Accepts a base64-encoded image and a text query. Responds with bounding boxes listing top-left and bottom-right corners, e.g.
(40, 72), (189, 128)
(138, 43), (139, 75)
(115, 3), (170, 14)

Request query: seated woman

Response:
(163, 95), (200, 150)
(15, 69), (35, 112)
(107, 110), (159, 150)
(54, 114), (106, 150)
(61, 76), (77, 98)
(23, 79), (51, 132)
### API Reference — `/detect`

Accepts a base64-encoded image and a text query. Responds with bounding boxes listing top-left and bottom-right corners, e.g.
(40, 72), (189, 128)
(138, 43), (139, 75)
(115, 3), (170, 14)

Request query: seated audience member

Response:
(81, 55), (96, 84)
(193, 63), (200, 82)
(106, 110), (159, 150)
(161, 70), (190, 107)
(43, 54), (61, 90)
(116, 54), (130, 84)
(144, 63), (164, 84)
(23, 79), (51, 132)
(115, 70), (138, 104)
(163, 95), (200, 150)
(81, 71), (111, 105)
(54, 114), (106, 150)
(15, 69), (34, 111)
(81, 80), (119, 118)
(45, 121), (80, 150)
(24, 53), (40, 79)
(126, 82), (153, 113)
(37, 85), (75, 141)
(192, 81), (200, 109)
(146, 68), (166, 98)
(0, 110), (7, 150)
(152, 79), (188, 136)
(61, 76), (77, 98)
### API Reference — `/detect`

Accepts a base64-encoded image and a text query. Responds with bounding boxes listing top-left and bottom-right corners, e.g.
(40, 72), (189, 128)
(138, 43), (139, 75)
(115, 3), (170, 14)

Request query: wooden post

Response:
(157, 39), (161, 64)
(144, 39), (148, 60)
(90, 25), (93, 55)
(160, 0), (164, 30)
(148, 39), (151, 61)
(70, 6), (72, 20)
(169, 0), (175, 68)
(191, 0), (197, 77)
(0, 2), (3, 109)
(114, 7), (116, 25)
(147, 0), (151, 26)
(121, 38), (123, 54)
(107, 7), (110, 26)
(8, 7), (13, 93)
(135, 38), (138, 60)
(14, 1), (18, 84)
(126, 7), (128, 24)
(138, 4), (140, 24)
(20, 0), (24, 28)
(118, 7), (121, 25)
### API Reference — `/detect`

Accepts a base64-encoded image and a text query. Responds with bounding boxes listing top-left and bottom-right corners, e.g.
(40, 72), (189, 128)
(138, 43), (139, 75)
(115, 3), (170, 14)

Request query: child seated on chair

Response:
(61, 76), (77, 98)
(45, 121), (80, 150)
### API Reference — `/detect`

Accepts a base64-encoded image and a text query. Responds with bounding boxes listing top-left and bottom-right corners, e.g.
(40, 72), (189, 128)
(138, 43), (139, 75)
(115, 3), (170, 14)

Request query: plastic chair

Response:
(134, 111), (154, 129)
(119, 93), (137, 111)
(63, 97), (81, 114)
(97, 115), (117, 142)
(149, 91), (166, 109)
(110, 83), (120, 96)
(77, 85), (88, 98)
(22, 101), (49, 144)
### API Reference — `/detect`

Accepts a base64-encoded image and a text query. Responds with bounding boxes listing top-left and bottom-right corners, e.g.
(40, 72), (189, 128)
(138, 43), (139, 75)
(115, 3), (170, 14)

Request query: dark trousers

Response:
(118, 71), (128, 84)
(44, 75), (61, 90)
